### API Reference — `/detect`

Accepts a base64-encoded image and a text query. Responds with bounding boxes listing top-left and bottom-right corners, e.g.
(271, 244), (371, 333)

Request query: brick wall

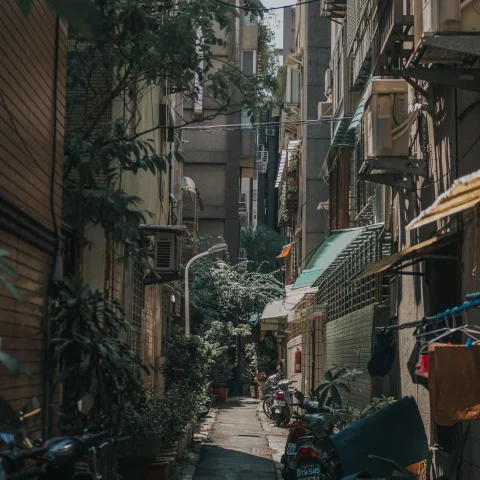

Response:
(323, 304), (375, 408)
(0, 0), (66, 431)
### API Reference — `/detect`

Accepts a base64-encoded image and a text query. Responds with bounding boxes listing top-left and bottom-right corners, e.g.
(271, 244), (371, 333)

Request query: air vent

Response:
(153, 233), (180, 273)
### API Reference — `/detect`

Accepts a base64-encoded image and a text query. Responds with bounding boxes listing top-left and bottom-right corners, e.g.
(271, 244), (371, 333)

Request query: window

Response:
(130, 262), (145, 357)
(241, 51), (256, 77)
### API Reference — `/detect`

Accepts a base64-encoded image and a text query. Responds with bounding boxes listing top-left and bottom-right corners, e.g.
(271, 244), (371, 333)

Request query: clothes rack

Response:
(375, 292), (480, 331)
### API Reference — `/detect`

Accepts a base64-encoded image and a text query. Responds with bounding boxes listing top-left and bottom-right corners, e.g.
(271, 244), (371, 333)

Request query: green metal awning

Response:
(332, 117), (355, 146)
(347, 76), (379, 135)
(292, 227), (366, 289)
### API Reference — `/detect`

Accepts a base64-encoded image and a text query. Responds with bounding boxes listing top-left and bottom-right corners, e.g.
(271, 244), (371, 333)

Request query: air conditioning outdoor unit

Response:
(363, 79), (409, 158)
(266, 127), (275, 136)
(317, 101), (333, 120)
(324, 68), (333, 99)
(285, 66), (300, 105)
(153, 233), (180, 273)
(423, 0), (479, 35)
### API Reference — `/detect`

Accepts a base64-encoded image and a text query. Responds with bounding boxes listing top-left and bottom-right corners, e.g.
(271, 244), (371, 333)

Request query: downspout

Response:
(45, 15), (61, 439)
(311, 321), (315, 397)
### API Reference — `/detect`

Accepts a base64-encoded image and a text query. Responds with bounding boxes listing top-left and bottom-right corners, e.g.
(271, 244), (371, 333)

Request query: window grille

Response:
(130, 262), (145, 356)
(315, 225), (391, 321)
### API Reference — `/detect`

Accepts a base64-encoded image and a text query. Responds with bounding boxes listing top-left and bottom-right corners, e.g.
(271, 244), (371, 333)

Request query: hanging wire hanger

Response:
(415, 310), (480, 353)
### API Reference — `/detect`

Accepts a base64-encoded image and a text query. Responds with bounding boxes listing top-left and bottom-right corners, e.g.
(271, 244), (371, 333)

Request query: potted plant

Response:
(210, 352), (234, 402)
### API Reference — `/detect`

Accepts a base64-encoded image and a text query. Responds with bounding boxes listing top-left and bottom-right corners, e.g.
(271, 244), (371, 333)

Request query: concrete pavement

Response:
(193, 397), (288, 480)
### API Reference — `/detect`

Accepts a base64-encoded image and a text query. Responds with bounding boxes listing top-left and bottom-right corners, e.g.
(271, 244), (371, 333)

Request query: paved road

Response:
(193, 397), (286, 480)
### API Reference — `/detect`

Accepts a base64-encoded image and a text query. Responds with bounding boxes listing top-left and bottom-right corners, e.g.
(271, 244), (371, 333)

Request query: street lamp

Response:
(184, 243), (228, 336)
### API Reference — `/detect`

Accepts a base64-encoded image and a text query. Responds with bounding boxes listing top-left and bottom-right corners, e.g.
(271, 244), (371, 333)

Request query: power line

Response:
(213, 0), (320, 10)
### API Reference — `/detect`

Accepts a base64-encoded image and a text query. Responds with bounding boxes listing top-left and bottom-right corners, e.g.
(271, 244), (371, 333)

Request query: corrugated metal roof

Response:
(292, 227), (367, 289)
(275, 150), (288, 188)
(260, 287), (317, 321)
(407, 169), (480, 230)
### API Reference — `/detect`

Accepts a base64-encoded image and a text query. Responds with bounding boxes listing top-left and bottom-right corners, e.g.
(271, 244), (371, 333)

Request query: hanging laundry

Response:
(428, 344), (480, 426)
(414, 353), (429, 379)
(368, 330), (396, 377)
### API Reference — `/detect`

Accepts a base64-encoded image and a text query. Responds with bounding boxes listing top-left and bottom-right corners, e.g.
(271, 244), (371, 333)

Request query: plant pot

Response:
(213, 388), (228, 403)
(149, 461), (170, 480)
(118, 456), (154, 480)
(153, 456), (175, 471)
(249, 385), (256, 399)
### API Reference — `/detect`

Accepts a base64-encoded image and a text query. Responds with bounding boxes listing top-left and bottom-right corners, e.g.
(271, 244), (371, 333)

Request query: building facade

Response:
(0, 0), (67, 437)
(182, 9), (259, 263)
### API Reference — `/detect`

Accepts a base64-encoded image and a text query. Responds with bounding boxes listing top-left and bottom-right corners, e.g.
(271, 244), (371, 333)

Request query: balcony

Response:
(349, 2), (374, 90)
(255, 148), (268, 174)
(321, 0), (346, 19)
(371, 0), (414, 76)
(238, 201), (248, 226)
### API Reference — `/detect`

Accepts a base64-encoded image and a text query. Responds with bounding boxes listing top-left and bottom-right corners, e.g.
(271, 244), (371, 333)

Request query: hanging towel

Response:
(429, 344), (480, 426)
(367, 330), (396, 377)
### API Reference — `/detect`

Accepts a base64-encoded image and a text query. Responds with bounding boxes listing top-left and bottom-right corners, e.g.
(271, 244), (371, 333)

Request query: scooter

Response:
(291, 395), (429, 480)
(270, 378), (297, 427)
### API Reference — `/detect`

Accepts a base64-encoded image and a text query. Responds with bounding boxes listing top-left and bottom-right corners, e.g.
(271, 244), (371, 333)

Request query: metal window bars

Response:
(313, 224), (391, 322)
(130, 262), (145, 357)
(256, 147), (268, 173)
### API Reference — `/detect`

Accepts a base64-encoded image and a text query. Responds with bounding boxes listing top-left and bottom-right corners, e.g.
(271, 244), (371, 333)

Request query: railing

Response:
(350, 6), (373, 89)
(321, 0), (347, 19)
(238, 201), (247, 213)
(371, 0), (413, 75)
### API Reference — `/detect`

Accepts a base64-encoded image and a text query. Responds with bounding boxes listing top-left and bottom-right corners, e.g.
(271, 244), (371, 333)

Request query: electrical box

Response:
(363, 79), (409, 158)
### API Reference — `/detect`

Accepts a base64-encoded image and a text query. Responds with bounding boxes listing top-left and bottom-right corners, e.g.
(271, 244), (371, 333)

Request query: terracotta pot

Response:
(149, 461), (170, 480)
(213, 388), (229, 403)
(154, 456), (175, 471)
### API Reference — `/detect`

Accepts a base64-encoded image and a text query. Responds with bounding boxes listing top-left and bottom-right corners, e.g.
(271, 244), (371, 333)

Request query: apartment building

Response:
(182, 10), (259, 263)
(316, 0), (480, 475)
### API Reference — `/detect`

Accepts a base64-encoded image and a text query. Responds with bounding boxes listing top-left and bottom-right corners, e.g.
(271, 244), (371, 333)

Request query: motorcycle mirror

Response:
(77, 393), (95, 415)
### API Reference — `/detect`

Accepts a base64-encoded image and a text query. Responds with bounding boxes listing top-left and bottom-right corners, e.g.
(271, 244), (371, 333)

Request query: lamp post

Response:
(184, 243), (228, 336)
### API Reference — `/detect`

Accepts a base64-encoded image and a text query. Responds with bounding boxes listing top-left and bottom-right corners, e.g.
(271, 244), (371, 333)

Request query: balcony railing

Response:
(371, 0), (413, 76)
(321, 0), (347, 19)
(350, 6), (373, 89)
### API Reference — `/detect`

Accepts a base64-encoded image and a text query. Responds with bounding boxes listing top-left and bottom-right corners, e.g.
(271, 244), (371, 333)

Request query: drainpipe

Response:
(45, 15), (61, 440)
(311, 322), (315, 397)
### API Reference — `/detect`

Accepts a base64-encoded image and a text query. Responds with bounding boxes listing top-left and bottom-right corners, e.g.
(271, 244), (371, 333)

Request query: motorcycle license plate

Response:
(286, 443), (296, 455)
(296, 465), (321, 480)
(274, 400), (286, 407)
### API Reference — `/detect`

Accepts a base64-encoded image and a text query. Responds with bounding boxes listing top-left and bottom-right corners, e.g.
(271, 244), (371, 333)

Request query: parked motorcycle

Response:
(270, 377), (297, 427)
(261, 373), (283, 420)
(289, 395), (429, 480)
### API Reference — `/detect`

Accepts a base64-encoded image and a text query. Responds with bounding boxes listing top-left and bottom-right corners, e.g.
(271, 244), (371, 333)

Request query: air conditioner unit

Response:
(363, 79), (409, 158)
(285, 66), (300, 105)
(423, 0), (479, 35)
(324, 68), (333, 99)
(317, 101), (333, 120)
(153, 233), (180, 273)
(266, 127), (275, 136)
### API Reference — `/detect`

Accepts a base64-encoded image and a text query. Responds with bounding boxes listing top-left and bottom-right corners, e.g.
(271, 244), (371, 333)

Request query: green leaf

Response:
(330, 384), (342, 407)
(0, 351), (23, 376)
(317, 387), (329, 408)
(16, 0), (32, 15)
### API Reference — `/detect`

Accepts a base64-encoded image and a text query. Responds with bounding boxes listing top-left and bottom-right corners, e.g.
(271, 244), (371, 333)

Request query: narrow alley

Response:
(193, 398), (286, 480)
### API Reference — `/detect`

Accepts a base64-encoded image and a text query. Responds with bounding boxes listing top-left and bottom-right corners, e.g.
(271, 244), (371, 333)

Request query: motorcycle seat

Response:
(304, 400), (319, 413)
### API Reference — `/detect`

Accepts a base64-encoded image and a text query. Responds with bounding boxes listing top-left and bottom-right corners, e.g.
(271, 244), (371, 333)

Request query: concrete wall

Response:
(298, 4), (331, 268)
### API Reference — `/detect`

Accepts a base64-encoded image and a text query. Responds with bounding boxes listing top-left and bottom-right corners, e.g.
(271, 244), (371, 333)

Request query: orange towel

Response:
(428, 344), (480, 426)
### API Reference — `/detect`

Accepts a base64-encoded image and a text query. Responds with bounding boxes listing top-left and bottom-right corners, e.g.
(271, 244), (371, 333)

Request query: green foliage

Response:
(189, 259), (284, 324)
(161, 326), (214, 395)
(312, 365), (363, 408)
(243, 343), (258, 384)
(240, 225), (283, 273)
(0, 250), (21, 302)
(50, 276), (149, 429)
(17, 0), (100, 34)
(359, 395), (398, 419)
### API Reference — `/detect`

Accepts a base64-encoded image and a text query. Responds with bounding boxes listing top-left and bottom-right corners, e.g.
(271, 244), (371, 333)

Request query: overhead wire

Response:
(213, 0), (321, 10)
